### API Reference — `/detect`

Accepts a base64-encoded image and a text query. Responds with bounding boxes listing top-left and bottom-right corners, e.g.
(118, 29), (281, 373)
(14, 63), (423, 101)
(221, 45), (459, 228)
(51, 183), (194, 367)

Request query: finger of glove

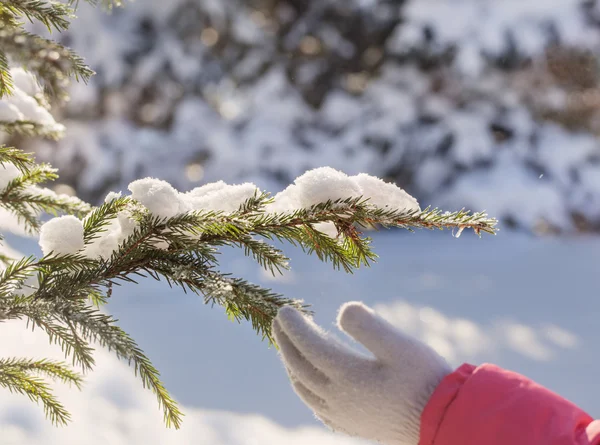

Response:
(317, 414), (351, 437)
(337, 302), (416, 363)
(291, 379), (329, 413)
(273, 319), (331, 391)
(316, 414), (342, 433)
(276, 306), (360, 376)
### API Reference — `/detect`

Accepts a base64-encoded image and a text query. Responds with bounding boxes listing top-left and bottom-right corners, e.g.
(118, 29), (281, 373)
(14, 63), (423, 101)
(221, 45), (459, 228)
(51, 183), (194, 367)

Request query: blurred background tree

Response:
(6, 0), (600, 235)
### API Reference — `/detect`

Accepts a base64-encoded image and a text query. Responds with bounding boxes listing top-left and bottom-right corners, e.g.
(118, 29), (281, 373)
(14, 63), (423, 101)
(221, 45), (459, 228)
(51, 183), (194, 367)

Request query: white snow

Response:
(128, 177), (262, 218)
(353, 173), (420, 211)
(185, 181), (229, 198)
(128, 178), (185, 219)
(270, 167), (362, 212)
(0, 67), (64, 134)
(0, 162), (21, 191)
(82, 217), (122, 260)
(268, 167), (419, 214)
(184, 182), (259, 213)
(104, 191), (123, 202)
(126, 168), (419, 223)
(81, 207), (140, 260)
(39, 215), (85, 255)
(37, 168), (421, 258)
(10, 67), (43, 97)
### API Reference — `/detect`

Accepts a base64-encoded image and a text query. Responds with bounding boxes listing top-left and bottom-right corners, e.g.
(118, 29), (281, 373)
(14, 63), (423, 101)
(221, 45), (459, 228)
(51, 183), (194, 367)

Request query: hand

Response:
(273, 302), (451, 445)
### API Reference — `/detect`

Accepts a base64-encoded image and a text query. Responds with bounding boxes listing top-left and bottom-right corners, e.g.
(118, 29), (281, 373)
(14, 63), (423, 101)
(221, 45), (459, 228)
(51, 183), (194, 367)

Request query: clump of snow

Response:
(104, 191), (122, 202)
(269, 167), (359, 212)
(40, 178), (262, 259)
(128, 169), (416, 229)
(39, 215), (85, 255)
(185, 181), (229, 198)
(291, 167), (363, 207)
(0, 102), (22, 122)
(266, 167), (419, 238)
(313, 222), (339, 239)
(129, 177), (261, 218)
(0, 162), (22, 191)
(269, 167), (419, 213)
(116, 211), (138, 240)
(128, 178), (186, 219)
(184, 182), (259, 213)
(353, 173), (420, 212)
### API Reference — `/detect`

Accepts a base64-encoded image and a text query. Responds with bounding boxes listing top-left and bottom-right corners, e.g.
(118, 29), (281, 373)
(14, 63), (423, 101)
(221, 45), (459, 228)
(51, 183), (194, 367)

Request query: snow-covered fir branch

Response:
(0, 0), (500, 432)
(0, 152), (497, 428)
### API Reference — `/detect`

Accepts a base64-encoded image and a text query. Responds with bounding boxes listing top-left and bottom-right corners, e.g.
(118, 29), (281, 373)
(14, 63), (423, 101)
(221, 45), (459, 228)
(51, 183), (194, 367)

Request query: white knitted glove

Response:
(273, 302), (451, 445)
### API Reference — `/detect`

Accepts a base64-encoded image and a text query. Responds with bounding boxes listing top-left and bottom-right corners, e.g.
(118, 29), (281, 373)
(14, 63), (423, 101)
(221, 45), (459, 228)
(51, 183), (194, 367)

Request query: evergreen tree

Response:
(0, 0), (496, 429)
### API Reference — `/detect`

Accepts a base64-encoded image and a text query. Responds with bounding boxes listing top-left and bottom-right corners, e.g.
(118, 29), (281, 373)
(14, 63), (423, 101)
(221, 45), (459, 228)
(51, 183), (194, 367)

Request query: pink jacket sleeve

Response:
(419, 363), (600, 445)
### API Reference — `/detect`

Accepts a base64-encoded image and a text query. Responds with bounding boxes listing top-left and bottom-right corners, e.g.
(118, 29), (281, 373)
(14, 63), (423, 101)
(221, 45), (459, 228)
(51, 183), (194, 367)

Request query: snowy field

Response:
(1, 228), (598, 444)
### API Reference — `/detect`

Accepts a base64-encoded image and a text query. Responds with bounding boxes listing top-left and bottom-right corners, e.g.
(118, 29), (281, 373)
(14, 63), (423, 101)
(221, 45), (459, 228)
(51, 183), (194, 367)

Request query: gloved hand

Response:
(273, 302), (452, 445)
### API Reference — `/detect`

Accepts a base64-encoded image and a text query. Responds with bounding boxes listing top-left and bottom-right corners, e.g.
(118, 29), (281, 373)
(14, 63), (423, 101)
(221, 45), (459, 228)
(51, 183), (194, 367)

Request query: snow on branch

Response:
(0, 67), (65, 138)
(1, 143), (496, 429)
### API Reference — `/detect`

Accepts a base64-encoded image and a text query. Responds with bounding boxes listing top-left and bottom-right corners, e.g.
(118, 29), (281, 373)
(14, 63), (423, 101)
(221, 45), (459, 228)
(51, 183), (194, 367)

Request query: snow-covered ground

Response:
(1, 229), (598, 443)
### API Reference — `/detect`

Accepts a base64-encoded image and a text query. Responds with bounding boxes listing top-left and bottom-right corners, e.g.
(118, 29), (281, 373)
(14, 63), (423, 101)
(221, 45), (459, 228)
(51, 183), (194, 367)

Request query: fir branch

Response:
(233, 235), (290, 276)
(201, 272), (308, 341)
(0, 145), (35, 172)
(0, 296), (97, 371)
(0, 361), (73, 425)
(0, 0), (73, 32)
(83, 196), (130, 244)
(0, 357), (82, 388)
(61, 305), (183, 428)
(0, 147), (90, 232)
(237, 190), (274, 215)
(1, 163), (58, 195)
(1, 190), (91, 232)
(0, 254), (34, 295)
(0, 21), (94, 99)
(0, 50), (13, 97)
(8, 292), (184, 428)
(1, 174), (91, 232)
(0, 120), (64, 139)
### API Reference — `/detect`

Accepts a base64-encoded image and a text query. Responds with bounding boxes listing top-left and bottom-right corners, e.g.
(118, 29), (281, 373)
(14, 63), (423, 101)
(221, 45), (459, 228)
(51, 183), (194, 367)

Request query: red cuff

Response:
(419, 363), (594, 445)
(419, 363), (476, 445)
